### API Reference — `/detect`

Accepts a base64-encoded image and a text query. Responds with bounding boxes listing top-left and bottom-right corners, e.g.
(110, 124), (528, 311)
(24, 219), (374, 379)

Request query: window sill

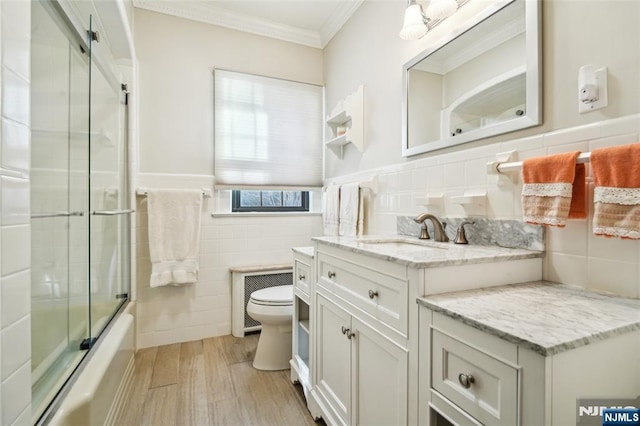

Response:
(210, 211), (322, 218)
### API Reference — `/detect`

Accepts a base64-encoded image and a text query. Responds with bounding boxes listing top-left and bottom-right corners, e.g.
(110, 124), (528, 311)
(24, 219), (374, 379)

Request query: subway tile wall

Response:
(329, 114), (640, 299)
(0, 0), (32, 424)
(134, 174), (322, 348)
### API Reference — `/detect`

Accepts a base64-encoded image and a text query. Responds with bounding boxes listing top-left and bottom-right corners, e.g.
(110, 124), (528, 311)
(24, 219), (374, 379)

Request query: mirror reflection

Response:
(403, 0), (540, 156)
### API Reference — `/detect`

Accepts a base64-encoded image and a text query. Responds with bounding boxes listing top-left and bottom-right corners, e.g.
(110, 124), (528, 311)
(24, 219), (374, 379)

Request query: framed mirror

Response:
(402, 0), (541, 157)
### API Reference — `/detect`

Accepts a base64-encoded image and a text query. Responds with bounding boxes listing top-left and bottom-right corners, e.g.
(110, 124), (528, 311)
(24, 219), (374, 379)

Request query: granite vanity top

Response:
(312, 235), (542, 268)
(292, 246), (314, 258)
(418, 281), (640, 356)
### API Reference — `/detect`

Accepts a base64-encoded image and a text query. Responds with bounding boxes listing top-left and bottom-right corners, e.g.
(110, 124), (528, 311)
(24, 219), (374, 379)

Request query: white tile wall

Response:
(134, 174), (323, 348)
(330, 113), (640, 299)
(0, 0), (32, 423)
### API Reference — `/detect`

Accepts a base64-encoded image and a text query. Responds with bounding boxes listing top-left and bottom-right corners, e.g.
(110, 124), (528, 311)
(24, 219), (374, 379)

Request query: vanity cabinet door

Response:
(352, 317), (408, 426)
(316, 294), (352, 425)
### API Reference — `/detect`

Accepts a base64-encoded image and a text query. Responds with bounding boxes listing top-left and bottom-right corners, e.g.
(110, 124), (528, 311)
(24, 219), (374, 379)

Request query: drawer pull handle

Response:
(328, 271), (336, 279)
(341, 326), (355, 339)
(368, 290), (379, 299)
(298, 274), (306, 281)
(458, 373), (475, 389)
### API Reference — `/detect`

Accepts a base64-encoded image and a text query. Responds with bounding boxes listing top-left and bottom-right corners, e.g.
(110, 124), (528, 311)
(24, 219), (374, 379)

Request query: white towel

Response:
(147, 189), (203, 287)
(323, 185), (340, 236)
(339, 183), (364, 237)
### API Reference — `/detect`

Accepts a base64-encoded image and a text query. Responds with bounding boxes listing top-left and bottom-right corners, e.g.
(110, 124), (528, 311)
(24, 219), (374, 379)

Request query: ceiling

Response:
(132, 0), (364, 48)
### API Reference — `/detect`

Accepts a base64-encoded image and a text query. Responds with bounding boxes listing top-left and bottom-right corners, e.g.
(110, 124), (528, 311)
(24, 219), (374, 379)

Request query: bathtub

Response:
(48, 303), (136, 426)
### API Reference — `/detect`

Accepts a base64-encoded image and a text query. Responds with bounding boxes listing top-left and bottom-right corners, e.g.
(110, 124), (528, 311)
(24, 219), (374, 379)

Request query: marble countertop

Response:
(418, 281), (640, 356)
(292, 246), (314, 258)
(312, 235), (542, 268)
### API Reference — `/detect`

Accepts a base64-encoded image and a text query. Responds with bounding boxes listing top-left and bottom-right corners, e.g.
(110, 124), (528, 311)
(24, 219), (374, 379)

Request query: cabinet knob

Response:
(368, 289), (379, 299)
(328, 271), (336, 279)
(298, 274), (305, 281)
(458, 373), (475, 389)
(341, 326), (355, 339)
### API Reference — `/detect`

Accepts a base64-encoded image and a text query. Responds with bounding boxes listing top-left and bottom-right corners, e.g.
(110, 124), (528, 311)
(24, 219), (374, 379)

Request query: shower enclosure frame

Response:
(30, 1), (133, 422)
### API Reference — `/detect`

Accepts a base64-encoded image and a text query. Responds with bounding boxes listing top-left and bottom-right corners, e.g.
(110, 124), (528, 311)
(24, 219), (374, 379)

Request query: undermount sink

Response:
(355, 237), (449, 250)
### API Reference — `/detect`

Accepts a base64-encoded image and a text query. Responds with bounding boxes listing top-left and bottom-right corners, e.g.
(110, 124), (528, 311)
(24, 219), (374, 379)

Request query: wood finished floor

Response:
(118, 334), (324, 426)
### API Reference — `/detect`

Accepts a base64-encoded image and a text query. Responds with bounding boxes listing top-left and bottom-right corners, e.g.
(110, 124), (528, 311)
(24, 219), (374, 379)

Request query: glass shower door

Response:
(30, 1), (90, 416)
(30, 6), (131, 421)
(87, 15), (130, 341)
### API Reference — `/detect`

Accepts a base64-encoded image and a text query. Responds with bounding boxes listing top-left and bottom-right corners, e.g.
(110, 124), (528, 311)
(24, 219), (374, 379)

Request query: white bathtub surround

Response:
(49, 305), (136, 425)
(397, 215), (544, 251)
(418, 281), (640, 356)
(147, 189), (203, 287)
(0, 0), (32, 424)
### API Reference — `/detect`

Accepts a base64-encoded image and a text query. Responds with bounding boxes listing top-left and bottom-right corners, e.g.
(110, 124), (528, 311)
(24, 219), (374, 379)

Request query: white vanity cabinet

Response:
(312, 244), (414, 426)
(316, 293), (409, 426)
(291, 247), (315, 412)
(308, 237), (545, 426)
(418, 283), (640, 426)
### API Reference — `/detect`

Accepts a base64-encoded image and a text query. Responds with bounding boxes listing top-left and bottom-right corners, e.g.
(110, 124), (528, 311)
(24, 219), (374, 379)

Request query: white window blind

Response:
(214, 70), (323, 189)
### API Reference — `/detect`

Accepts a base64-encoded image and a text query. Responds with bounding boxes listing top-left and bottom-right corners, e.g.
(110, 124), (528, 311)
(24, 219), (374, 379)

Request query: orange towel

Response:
(522, 151), (586, 226)
(591, 144), (640, 239)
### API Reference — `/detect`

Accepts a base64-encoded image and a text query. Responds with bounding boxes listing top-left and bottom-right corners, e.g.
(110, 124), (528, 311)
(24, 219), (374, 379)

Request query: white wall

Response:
(0, 1), (33, 424)
(133, 9), (324, 348)
(324, 0), (640, 298)
(135, 8), (323, 175)
(324, 0), (640, 176)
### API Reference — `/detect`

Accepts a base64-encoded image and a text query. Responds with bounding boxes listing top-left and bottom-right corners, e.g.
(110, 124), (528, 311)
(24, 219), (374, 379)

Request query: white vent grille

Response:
(231, 266), (293, 337)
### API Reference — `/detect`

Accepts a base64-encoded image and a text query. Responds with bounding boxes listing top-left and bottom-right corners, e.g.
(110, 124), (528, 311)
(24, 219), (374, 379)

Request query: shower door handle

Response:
(91, 209), (135, 216)
(31, 211), (85, 219)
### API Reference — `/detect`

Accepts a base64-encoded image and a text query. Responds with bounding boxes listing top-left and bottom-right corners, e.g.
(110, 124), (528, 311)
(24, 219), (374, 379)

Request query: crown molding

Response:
(320, 0), (364, 47)
(133, 0), (363, 49)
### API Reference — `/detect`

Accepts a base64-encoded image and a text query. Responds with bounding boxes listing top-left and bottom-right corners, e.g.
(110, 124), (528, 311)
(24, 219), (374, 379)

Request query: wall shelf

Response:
(415, 193), (444, 208)
(325, 134), (349, 148)
(326, 85), (364, 158)
(450, 191), (487, 206)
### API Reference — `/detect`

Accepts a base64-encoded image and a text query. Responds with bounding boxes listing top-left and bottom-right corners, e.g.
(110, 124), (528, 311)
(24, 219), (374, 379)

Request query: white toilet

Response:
(246, 285), (293, 371)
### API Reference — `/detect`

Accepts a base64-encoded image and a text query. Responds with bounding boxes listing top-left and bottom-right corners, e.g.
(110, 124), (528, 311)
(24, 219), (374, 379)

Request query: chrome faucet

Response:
(414, 213), (449, 242)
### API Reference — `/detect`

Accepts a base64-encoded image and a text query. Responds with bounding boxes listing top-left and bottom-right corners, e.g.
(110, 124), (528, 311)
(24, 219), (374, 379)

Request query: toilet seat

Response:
(249, 285), (293, 306)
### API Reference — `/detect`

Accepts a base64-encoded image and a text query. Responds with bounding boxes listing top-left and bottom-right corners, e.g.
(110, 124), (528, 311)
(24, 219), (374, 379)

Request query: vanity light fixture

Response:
(399, 0), (468, 41)
(399, 0), (428, 41)
(425, 0), (458, 21)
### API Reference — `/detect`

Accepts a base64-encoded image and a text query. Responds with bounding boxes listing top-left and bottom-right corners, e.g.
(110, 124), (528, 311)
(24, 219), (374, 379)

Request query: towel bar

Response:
(323, 176), (378, 194)
(136, 188), (212, 198)
(493, 152), (592, 174)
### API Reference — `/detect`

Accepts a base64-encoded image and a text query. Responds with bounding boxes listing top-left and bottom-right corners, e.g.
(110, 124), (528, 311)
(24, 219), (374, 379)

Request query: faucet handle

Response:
(419, 222), (430, 240)
(454, 221), (475, 245)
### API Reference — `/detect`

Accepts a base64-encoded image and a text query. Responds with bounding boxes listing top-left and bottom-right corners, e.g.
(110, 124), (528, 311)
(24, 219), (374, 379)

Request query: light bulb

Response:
(426, 0), (458, 21)
(399, 3), (428, 40)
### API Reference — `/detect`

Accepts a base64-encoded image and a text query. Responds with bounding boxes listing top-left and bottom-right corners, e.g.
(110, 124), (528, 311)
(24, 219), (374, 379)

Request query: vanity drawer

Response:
(317, 252), (408, 335)
(431, 329), (519, 426)
(294, 259), (311, 295)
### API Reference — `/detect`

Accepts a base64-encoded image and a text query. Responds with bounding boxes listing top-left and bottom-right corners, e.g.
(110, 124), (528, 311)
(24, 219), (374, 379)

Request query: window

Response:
(232, 190), (309, 212)
(213, 70), (323, 194)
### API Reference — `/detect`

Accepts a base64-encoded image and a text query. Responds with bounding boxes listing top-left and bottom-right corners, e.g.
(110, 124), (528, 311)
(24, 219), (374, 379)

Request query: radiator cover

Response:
(231, 267), (293, 337)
